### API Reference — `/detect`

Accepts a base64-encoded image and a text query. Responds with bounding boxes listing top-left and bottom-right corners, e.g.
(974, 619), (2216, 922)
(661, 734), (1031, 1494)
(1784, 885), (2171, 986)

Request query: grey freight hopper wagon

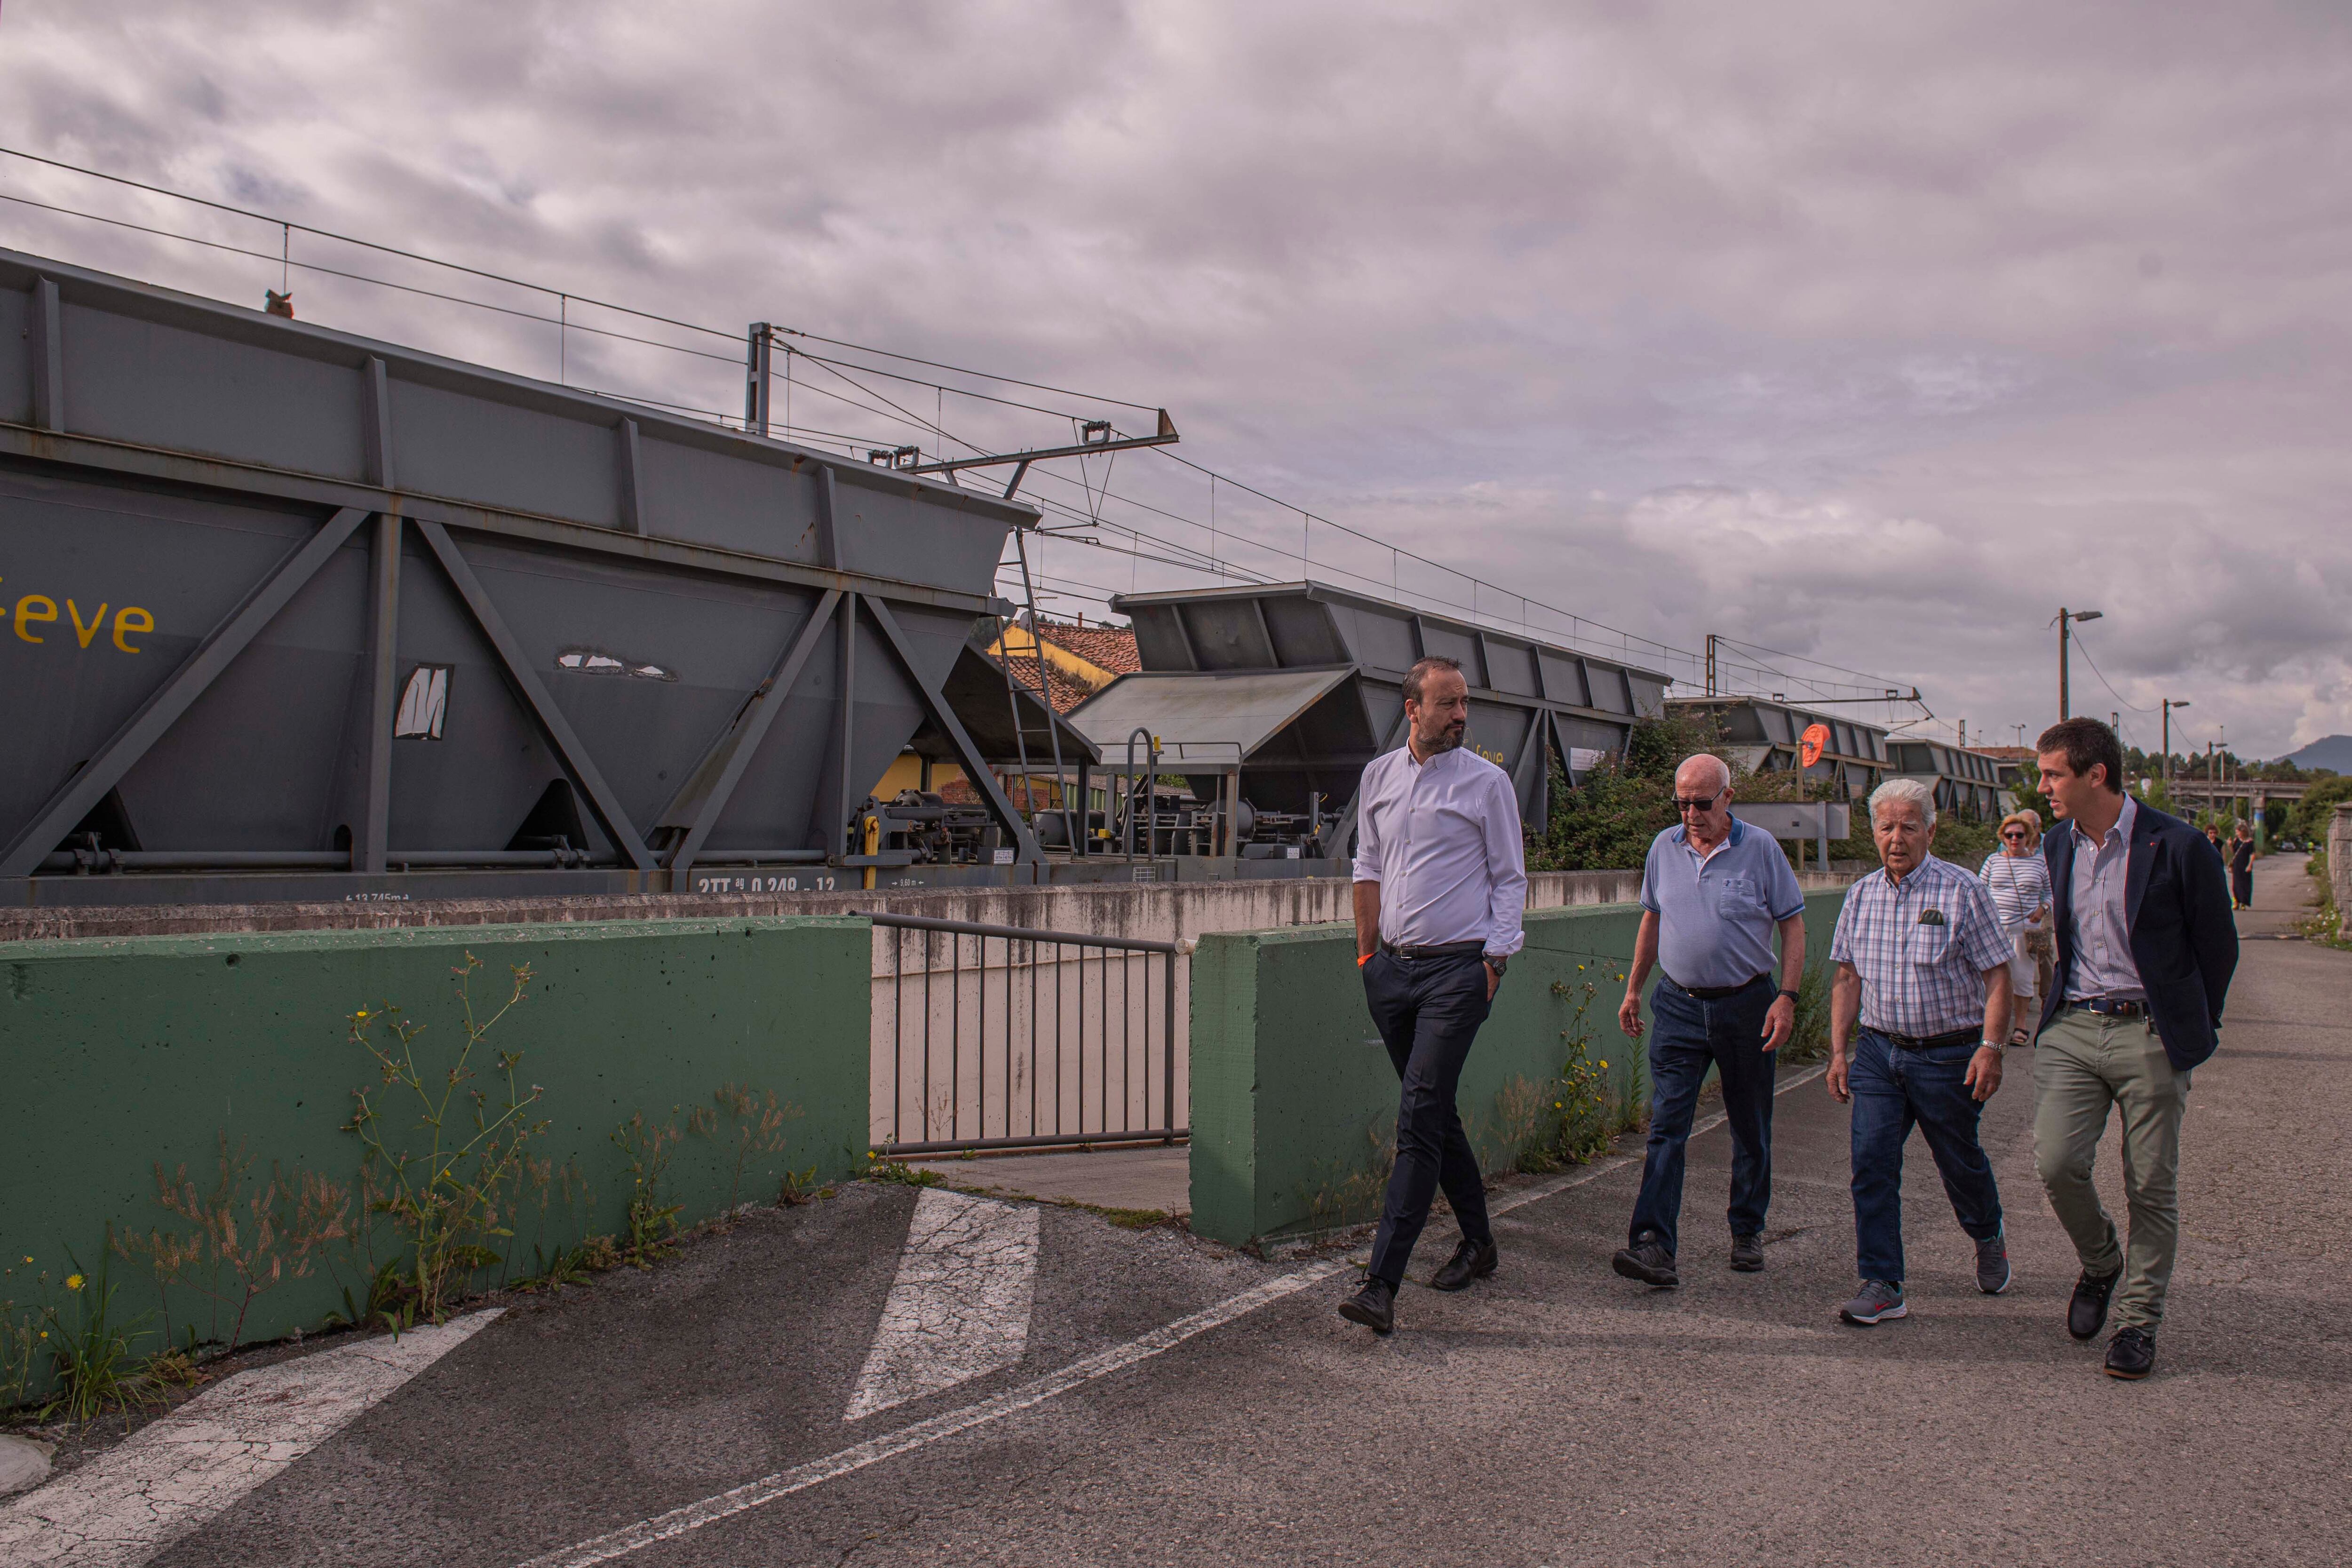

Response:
(0, 247), (1078, 906)
(1063, 581), (1671, 866)
(1665, 695), (1891, 801)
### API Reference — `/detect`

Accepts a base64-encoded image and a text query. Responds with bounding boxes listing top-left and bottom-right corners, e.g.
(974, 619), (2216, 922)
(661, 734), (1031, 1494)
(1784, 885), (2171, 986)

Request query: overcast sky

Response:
(5, 1), (2348, 756)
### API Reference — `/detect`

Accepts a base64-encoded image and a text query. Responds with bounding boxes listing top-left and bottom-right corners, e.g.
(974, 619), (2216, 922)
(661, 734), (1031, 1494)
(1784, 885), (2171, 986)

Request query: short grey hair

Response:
(1869, 777), (1937, 829)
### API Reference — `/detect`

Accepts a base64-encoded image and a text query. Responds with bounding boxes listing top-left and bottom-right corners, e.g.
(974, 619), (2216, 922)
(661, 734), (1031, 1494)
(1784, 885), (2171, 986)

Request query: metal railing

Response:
(866, 912), (1185, 1157)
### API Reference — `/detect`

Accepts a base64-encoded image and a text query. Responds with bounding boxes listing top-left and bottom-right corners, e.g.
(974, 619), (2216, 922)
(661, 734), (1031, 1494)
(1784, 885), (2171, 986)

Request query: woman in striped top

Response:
(1980, 811), (2053, 1045)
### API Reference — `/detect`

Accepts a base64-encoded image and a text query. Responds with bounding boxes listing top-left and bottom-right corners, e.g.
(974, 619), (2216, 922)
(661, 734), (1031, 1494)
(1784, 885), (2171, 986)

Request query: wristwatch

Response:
(1484, 955), (1508, 978)
(1778, 987), (1801, 1003)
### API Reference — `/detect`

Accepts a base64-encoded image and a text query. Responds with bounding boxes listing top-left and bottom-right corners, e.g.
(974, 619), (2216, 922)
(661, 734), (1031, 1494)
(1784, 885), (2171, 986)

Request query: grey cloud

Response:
(1, 0), (2348, 752)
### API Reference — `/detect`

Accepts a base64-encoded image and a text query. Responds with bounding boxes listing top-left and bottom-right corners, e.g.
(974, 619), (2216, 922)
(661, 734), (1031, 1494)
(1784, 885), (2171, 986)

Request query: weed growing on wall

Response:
(346, 955), (548, 1325)
(116, 1136), (351, 1356)
(612, 1113), (686, 1265)
(1302, 1121), (1398, 1234)
(1781, 962), (1835, 1064)
(32, 1244), (159, 1424)
(1502, 976), (1630, 1173)
(697, 1084), (806, 1221)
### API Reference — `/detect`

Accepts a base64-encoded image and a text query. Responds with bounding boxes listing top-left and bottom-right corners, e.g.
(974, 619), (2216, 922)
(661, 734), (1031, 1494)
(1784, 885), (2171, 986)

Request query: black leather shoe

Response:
(1730, 1234), (1765, 1273)
(1612, 1232), (1679, 1289)
(1338, 1277), (1397, 1335)
(2105, 1325), (2156, 1379)
(1430, 1237), (1498, 1292)
(2068, 1268), (2121, 1341)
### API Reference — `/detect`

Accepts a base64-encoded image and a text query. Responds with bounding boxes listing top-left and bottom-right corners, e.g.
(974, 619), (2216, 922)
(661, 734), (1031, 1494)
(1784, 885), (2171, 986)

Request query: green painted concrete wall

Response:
(1188, 889), (1848, 1248)
(1, 916), (870, 1357)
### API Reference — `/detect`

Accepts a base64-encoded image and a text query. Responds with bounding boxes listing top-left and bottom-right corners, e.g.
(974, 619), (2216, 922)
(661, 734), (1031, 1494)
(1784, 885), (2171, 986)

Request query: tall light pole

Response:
(2052, 607), (2103, 719)
(2161, 698), (2190, 785)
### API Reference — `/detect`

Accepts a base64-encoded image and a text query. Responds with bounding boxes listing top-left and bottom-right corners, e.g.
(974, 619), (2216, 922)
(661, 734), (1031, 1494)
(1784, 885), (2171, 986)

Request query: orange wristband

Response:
(1358, 952), (1373, 967)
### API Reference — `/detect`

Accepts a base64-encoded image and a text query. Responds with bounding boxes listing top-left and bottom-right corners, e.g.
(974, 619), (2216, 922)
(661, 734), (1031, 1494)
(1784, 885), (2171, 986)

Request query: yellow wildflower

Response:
(65, 1273), (84, 1291)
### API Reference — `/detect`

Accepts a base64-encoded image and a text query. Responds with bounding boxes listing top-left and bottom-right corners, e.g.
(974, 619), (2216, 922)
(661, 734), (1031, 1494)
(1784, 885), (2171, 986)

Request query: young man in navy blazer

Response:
(2034, 717), (2237, 1380)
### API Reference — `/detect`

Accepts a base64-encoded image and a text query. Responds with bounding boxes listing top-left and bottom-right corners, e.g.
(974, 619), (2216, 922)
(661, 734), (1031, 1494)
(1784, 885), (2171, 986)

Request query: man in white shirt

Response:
(1340, 656), (1527, 1336)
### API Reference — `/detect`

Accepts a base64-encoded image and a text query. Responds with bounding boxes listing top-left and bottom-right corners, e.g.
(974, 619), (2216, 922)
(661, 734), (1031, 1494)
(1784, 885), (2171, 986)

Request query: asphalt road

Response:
(72, 855), (2352, 1566)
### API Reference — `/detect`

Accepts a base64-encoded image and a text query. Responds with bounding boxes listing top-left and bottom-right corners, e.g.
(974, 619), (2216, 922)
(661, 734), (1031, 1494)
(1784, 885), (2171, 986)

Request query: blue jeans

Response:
(1629, 974), (1778, 1253)
(1849, 1027), (2003, 1284)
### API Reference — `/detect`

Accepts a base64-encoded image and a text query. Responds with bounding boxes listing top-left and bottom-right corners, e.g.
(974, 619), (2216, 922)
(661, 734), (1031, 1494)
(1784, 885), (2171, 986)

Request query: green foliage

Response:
(34, 1243), (159, 1424)
(1780, 960), (1835, 1065)
(1508, 977), (1636, 1172)
(346, 955), (548, 1325)
(2287, 776), (2352, 844)
(1526, 709), (1733, 873)
(612, 1113), (686, 1266)
(862, 1158), (942, 1188)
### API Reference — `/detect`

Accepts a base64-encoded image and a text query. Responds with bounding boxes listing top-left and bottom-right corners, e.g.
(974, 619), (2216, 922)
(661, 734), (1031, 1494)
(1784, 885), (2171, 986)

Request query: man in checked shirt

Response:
(1827, 777), (2017, 1327)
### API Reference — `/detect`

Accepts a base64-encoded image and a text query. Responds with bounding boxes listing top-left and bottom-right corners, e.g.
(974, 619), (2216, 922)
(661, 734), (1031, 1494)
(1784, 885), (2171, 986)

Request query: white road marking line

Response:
(510, 1060), (1832, 1567)
(0, 1309), (501, 1568)
(514, 1265), (1345, 1568)
(843, 1189), (1040, 1421)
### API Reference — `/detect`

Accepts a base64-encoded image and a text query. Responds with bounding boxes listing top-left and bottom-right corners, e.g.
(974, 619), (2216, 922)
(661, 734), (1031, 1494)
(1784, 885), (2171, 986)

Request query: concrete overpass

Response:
(2159, 776), (2311, 846)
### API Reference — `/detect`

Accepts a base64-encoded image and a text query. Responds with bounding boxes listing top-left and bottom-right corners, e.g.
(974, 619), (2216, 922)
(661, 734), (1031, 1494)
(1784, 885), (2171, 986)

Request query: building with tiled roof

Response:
(989, 618), (1141, 714)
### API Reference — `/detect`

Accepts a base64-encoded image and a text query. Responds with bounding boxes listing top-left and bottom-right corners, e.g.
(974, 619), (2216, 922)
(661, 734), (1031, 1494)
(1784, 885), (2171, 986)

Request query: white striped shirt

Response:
(1977, 849), (2052, 930)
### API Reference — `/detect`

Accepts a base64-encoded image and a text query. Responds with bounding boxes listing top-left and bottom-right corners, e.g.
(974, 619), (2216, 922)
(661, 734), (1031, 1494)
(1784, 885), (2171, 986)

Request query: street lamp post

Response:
(2053, 607), (2104, 719)
(2161, 698), (2190, 786)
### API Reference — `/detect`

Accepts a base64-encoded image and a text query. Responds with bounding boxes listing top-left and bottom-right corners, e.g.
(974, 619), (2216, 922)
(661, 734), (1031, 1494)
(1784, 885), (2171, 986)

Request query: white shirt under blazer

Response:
(1351, 743), (1527, 959)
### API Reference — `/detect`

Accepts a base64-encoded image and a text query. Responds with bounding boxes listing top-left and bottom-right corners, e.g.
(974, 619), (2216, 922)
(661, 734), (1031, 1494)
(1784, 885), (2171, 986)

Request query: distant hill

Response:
(2282, 734), (2352, 774)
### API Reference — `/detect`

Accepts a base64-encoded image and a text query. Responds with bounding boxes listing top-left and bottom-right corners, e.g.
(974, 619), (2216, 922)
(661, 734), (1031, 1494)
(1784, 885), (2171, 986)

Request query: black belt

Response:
(1877, 1026), (1982, 1051)
(1665, 972), (1768, 1001)
(2070, 997), (2147, 1019)
(1380, 939), (1486, 961)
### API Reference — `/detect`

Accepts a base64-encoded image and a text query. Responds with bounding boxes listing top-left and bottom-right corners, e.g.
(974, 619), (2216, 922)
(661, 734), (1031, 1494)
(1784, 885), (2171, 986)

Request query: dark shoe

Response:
(1975, 1228), (2012, 1295)
(2105, 1325), (2156, 1379)
(1430, 1237), (1498, 1292)
(1338, 1277), (1396, 1335)
(1839, 1279), (1907, 1325)
(1730, 1234), (1765, 1273)
(2068, 1268), (2121, 1340)
(1611, 1232), (1678, 1289)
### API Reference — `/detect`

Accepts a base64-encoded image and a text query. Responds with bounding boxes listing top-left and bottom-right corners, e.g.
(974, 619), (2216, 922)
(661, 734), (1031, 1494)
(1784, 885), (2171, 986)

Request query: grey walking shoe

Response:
(1730, 1233), (1765, 1272)
(1975, 1227), (2012, 1295)
(1611, 1232), (1678, 1289)
(1839, 1280), (1907, 1325)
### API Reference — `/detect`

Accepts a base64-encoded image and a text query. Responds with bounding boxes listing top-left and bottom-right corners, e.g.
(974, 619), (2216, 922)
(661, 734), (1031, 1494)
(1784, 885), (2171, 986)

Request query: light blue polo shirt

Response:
(1639, 818), (1806, 989)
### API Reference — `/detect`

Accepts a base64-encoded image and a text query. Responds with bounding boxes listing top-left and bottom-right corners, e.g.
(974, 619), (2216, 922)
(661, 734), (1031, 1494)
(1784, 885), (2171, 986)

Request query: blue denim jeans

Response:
(1849, 1027), (2003, 1284)
(1628, 974), (1778, 1253)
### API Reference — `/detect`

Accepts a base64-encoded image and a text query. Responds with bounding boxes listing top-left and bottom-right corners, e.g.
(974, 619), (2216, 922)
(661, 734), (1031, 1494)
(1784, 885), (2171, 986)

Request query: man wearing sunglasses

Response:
(1612, 753), (1808, 1288)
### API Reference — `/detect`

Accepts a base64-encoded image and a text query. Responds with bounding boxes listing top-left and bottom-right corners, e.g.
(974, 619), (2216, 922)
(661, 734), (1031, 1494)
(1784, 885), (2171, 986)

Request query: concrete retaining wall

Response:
(0, 916), (869, 1357)
(1186, 888), (1850, 1249)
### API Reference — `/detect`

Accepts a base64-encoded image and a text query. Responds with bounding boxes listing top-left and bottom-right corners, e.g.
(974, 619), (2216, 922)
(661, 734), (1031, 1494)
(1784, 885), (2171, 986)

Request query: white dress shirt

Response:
(2065, 794), (2145, 1001)
(1352, 742), (1527, 958)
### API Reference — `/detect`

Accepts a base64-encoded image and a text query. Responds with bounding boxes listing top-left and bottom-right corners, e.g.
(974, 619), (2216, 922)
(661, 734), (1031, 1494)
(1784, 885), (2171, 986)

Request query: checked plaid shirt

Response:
(1830, 854), (2013, 1037)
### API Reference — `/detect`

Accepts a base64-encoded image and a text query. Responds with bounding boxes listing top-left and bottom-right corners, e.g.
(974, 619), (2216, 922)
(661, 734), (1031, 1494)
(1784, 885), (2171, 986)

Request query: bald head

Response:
(1672, 753), (1734, 846)
(1674, 754), (1732, 797)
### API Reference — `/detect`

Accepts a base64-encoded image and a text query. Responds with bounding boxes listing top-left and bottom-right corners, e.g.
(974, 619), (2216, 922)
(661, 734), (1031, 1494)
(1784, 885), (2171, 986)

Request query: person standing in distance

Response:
(1826, 778), (2017, 1328)
(1611, 754), (1807, 1287)
(1340, 656), (1527, 1335)
(2034, 718), (2237, 1380)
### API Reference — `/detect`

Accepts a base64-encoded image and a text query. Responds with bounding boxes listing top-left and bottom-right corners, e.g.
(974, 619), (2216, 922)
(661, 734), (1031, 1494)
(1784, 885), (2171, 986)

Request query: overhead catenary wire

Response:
(8, 145), (1941, 714)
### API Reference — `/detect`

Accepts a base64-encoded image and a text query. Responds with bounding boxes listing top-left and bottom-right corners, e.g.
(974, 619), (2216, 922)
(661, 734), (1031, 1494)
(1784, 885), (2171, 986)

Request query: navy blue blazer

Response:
(2039, 800), (2238, 1070)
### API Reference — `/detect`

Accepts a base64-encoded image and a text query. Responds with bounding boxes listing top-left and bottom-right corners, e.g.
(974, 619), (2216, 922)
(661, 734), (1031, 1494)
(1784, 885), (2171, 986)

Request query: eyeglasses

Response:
(1672, 794), (1725, 812)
